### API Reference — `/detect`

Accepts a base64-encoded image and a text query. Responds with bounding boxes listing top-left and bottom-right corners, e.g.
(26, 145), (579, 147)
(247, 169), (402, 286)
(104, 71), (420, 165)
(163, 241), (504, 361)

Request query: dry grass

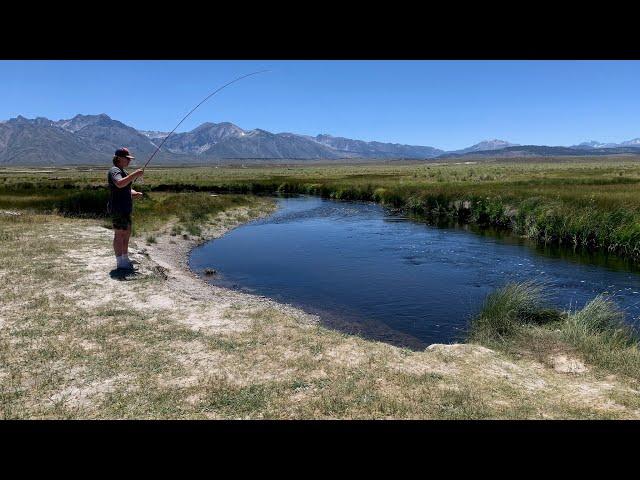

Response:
(1, 201), (640, 418)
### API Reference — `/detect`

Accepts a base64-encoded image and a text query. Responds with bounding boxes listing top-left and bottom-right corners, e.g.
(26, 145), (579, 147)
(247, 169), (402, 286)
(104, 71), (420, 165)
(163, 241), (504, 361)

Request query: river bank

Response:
(1, 197), (639, 418)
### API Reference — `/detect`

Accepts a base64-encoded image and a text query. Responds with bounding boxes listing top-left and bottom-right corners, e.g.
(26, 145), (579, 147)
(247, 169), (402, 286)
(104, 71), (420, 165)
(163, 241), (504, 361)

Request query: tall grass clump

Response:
(563, 296), (640, 379)
(565, 295), (629, 343)
(471, 283), (640, 380)
(468, 281), (561, 343)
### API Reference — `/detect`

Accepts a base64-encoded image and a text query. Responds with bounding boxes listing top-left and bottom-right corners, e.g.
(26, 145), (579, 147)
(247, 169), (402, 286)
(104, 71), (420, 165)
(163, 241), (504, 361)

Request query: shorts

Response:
(112, 212), (132, 230)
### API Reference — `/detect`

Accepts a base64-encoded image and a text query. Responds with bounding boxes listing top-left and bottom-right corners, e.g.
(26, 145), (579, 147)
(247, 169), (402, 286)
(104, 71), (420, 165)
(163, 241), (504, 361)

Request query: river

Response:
(190, 196), (640, 349)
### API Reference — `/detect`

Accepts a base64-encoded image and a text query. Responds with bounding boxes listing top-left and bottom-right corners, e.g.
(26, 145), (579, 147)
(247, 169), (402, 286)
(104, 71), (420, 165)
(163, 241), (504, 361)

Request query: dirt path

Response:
(1, 204), (639, 418)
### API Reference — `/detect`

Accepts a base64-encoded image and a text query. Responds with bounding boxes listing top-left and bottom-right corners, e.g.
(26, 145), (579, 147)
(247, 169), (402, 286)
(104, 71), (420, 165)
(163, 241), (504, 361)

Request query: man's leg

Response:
(123, 224), (132, 263)
(113, 229), (125, 257)
(113, 229), (124, 268)
(112, 214), (133, 269)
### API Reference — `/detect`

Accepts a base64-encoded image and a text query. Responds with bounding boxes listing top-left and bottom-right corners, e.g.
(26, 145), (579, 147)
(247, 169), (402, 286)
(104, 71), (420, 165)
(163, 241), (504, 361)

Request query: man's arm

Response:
(131, 188), (143, 199)
(113, 169), (144, 188)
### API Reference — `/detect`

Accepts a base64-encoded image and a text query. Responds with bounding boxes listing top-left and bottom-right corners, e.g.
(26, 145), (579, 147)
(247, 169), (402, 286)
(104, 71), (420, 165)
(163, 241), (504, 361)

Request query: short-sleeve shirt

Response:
(107, 166), (132, 214)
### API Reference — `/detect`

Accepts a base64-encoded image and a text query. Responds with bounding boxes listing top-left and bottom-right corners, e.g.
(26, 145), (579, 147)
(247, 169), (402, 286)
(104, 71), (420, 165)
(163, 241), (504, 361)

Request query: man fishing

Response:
(104, 71), (268, 271)
(108, 147), (144, 270)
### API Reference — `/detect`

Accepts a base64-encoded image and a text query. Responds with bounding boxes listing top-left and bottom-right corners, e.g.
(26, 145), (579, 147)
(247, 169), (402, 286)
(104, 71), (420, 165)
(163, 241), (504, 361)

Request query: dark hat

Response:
(114, 147), (135, 159)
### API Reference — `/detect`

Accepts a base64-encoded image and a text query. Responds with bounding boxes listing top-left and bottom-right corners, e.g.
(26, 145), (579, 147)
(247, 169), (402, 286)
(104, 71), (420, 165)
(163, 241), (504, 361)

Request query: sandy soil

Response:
(75, 205), (319, 336)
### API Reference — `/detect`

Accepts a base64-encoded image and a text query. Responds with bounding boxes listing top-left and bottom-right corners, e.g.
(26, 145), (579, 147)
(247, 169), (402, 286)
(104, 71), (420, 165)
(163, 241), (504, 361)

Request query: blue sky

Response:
(1, 60), (639, 151)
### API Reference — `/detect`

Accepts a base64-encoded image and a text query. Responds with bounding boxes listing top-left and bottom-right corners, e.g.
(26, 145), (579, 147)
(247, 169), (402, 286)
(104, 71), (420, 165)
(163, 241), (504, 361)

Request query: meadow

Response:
(2, 157), (640, 418)
(3, 156), (640, 260)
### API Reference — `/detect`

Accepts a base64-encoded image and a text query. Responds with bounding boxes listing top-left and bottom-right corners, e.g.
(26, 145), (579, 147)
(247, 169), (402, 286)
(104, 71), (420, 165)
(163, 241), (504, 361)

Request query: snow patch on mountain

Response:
(196, 143), (214, 154)
(140, 130), (171, 139)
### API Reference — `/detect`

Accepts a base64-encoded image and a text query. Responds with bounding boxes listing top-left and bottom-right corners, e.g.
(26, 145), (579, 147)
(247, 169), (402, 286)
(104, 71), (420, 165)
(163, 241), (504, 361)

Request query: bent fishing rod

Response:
(139, 69), (270, 172)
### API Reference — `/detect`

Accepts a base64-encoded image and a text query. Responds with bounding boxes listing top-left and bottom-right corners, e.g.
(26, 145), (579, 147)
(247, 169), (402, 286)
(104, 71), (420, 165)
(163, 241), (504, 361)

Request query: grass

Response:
(5, 158), (640, 260)
(468, 281), (640, 382)
(0, 200), (278, 419)
(1, 211), (638, 418)
(3, 160), (640, 418)
(563, 296), (640, 379)
(0, 182), (264, 238)
(468, 281), (563, 342)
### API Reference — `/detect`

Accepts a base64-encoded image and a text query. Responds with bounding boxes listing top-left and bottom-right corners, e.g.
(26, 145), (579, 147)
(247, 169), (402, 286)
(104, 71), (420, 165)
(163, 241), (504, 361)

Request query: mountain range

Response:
(1, 114), (640, 165)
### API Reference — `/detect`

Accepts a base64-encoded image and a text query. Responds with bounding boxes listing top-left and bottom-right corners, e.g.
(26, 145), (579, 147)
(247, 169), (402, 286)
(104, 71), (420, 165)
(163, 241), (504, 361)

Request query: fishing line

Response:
(140, 69), (271, 171)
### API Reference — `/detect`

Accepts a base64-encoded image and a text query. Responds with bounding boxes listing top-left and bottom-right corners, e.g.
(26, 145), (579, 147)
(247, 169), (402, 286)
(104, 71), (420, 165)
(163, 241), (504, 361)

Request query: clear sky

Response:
(1, 60), (639, 151)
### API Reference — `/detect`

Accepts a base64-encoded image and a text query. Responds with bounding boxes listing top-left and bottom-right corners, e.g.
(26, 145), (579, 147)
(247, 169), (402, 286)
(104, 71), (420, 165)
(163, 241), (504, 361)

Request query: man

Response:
(107, 147), (144, 270)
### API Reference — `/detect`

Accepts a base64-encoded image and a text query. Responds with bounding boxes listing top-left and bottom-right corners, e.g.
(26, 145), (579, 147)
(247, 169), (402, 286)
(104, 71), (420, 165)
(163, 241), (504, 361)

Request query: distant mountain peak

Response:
(577, 140), (604, 147)
(192, 121), (243, 132)
(196, 121), (218, 129)
(66, 113), (113, 123)
(247, 128), (271, 135)
(73, 113), (110, 118)
(476, 139), (515, 147)
(53, 113), (124, 133)
(572, 139), (640, 149)
(453, 139), (518, 154)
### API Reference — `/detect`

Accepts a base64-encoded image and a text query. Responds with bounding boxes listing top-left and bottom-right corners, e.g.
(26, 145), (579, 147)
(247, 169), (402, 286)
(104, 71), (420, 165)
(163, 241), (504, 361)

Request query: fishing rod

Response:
(140, 69), (270, 172)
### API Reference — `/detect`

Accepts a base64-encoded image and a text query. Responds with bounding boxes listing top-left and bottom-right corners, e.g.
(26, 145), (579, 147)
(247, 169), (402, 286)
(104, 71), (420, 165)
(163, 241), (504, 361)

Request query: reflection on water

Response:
(189, 196), (640, 349)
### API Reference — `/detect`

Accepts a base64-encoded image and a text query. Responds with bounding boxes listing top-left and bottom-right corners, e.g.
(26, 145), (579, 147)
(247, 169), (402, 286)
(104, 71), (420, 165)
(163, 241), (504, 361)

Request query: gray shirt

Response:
(107, 166), (132, 214)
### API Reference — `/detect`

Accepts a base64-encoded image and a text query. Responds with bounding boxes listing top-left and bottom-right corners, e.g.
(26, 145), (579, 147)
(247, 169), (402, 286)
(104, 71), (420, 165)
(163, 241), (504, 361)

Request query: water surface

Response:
(190, 197), (640, 349)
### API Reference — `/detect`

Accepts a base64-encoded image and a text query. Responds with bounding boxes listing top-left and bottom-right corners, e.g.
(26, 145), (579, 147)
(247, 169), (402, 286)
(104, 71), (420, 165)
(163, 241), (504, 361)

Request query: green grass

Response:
(4, 158), (640, 260)
(0, 183), (263, 237)
(468, 281), (563, 343)
(469, 281), (640, 382)
(563, 296), (640, 379)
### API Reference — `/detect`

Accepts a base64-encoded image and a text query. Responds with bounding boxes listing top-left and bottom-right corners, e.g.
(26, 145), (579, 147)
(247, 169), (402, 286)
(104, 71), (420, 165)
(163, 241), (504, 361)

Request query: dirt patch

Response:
(551, 354), (588, 374)
(49, 373), (133, 410)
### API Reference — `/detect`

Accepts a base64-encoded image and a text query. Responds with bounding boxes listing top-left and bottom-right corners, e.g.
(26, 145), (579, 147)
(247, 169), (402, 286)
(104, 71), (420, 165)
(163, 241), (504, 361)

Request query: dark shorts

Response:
(112, 212), (132, 230)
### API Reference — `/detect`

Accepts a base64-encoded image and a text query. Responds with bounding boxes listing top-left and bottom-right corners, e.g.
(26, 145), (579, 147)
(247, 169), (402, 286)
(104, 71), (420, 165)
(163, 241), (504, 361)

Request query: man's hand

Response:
(132, 169), (144, 179)
(132, 190), (143, 199)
